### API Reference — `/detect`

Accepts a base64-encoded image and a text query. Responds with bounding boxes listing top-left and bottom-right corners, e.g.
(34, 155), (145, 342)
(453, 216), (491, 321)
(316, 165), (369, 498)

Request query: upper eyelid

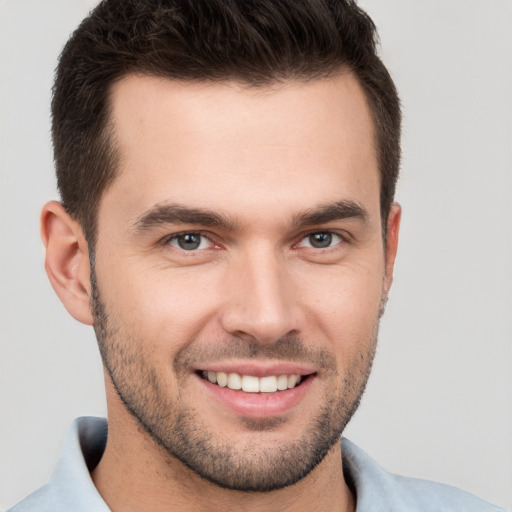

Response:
(295, 228), (351, 243)
(161, 231), (218, 249)
(297, 231), (343, 246)
(162, 230), (212, 241)
(159, 228), (351, 249)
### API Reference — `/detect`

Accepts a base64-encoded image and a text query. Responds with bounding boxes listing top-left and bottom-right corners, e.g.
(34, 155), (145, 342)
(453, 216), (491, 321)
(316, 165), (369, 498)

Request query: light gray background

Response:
(1, 0), (511, 510)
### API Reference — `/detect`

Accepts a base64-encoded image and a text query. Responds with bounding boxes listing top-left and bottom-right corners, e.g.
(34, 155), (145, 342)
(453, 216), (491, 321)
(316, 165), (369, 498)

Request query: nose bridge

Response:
(220, 243), (300, 343)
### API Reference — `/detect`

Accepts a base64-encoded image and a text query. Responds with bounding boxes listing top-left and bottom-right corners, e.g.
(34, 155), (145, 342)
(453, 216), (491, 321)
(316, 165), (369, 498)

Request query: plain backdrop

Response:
(1, 0), (511, 510)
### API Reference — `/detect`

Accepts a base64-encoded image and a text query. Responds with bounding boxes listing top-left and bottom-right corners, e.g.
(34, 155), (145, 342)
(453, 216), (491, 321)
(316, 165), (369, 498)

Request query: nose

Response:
(219, 247), (302, 344)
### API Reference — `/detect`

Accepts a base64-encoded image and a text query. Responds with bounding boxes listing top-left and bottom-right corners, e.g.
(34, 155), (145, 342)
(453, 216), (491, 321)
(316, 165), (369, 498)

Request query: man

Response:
(7, 1), (507, 511)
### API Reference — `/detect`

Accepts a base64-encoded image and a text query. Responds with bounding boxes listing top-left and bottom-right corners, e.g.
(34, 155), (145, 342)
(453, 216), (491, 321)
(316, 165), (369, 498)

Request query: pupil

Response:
(178, 233), (200, 250)
(310, 232), (332, 248)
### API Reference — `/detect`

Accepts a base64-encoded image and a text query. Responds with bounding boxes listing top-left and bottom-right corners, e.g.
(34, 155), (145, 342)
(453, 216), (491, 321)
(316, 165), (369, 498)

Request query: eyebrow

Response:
(132, 199), (368, 233)
(133, 204), (238, 232)
(292, 200), (368, 227)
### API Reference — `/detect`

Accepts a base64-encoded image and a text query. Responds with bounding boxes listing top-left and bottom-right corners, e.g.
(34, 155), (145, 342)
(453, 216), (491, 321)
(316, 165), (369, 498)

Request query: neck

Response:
(92, 410), (355, 512)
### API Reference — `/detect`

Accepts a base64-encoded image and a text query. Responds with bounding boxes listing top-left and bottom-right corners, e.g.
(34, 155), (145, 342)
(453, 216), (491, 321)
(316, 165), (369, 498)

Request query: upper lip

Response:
(195, 361), (317, 378)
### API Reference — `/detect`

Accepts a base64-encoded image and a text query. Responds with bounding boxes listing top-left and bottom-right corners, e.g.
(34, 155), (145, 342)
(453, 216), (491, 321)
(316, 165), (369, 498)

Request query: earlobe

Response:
(384, 202), (401, 293)
(41, 201), (94, 325)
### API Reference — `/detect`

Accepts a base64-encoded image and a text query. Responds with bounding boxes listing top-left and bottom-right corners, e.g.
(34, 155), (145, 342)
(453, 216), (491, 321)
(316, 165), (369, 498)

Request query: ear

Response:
(383, 202), (401, 293)
(41, 201), (94, 325)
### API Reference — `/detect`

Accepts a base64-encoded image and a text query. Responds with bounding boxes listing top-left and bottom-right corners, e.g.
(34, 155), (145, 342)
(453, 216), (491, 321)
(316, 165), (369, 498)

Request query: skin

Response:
(42, 73), (400, 512)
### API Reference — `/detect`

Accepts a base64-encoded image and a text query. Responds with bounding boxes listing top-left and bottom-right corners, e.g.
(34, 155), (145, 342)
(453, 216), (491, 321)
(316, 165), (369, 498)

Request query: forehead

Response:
(102, 74), (379, 228)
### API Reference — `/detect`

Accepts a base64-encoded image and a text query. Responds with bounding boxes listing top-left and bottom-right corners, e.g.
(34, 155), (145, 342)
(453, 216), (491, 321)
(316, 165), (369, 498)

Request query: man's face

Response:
(91, 74), (398, 491)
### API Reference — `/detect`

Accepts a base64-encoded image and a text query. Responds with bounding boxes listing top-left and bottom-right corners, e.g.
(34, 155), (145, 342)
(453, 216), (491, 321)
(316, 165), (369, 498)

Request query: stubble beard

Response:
(90, 268), (380, 492)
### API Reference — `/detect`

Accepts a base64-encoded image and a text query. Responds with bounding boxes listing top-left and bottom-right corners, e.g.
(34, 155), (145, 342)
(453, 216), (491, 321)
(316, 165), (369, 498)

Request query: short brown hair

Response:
(52, 0), (401, 245)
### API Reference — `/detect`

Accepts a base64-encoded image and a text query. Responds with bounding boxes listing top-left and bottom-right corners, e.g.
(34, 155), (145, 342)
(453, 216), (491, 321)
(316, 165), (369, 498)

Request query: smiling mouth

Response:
(199, 370), (312, 393)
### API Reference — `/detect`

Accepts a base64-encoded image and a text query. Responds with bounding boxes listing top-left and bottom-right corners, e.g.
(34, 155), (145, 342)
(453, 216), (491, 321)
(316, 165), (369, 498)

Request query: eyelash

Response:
(296, 231), (346, 250)
(162, 231), (216, 251)
(162, 229), (348, 253)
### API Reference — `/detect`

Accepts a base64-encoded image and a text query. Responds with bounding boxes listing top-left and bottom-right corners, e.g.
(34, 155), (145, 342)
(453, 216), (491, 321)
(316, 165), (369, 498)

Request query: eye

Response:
(299, 232), (343, 249)
(166, 232), (213, 251)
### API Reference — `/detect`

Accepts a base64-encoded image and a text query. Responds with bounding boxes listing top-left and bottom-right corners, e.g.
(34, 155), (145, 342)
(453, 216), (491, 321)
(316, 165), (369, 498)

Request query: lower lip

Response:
(197, 374), (315, 418)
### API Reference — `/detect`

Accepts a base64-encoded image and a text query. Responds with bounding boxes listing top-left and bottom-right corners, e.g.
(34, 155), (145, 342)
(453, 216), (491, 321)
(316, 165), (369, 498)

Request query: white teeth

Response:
(227, 373), (242, 390)
(203, 371), (303, 393)
(277, 375), (288, 391)
(287, 374), (298, 388)
(242, 375), (260, 393)
(216, 371), (228, 388)
(259, 376), (277, 393)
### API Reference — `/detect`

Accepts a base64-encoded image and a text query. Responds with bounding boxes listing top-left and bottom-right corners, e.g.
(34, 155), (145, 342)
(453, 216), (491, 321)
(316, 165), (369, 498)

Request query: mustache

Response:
(174, 333), (338, 374)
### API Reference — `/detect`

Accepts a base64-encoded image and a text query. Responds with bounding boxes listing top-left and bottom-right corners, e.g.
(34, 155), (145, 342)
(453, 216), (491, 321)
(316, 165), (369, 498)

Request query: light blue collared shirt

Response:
(8, 417), (508, 512)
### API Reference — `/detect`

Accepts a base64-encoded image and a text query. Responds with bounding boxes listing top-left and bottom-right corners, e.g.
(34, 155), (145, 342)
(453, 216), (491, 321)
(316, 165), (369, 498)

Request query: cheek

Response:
(297, 262), (384, 345)
(97, 245), (385, 359)
(100, 264), (222, 352)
